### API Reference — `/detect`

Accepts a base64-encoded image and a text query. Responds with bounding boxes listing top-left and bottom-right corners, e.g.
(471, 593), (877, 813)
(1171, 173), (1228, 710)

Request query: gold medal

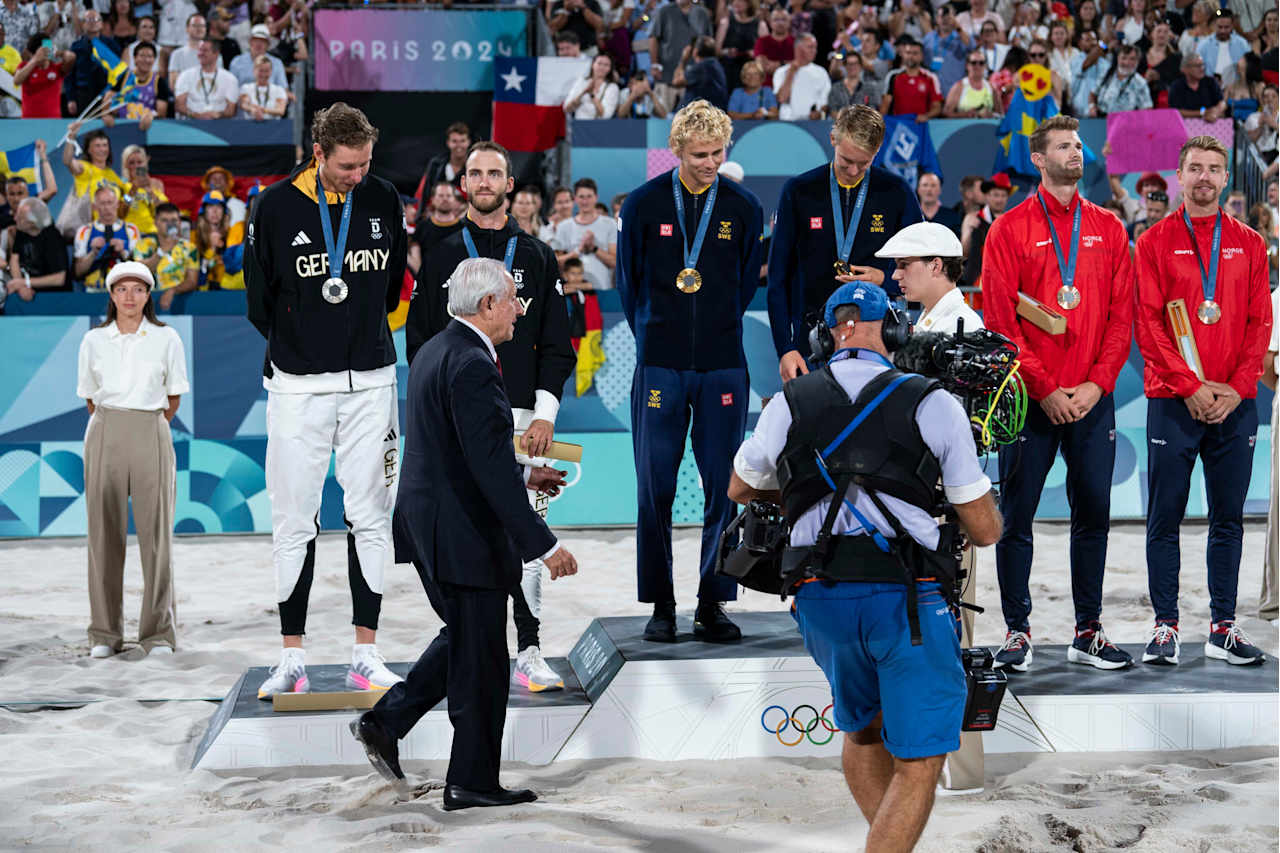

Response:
(1196, 299), (1221, 325)
(676, 267), (702, 293)
(1056, 285), (1081, 310)
(833, 260), (852, 277)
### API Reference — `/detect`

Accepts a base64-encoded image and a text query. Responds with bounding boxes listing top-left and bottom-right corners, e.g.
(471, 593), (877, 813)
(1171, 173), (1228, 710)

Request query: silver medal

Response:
(322, 276), (348, 304)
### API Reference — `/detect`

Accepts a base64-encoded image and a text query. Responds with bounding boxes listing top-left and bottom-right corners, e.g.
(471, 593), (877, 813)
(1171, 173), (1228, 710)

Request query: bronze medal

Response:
(676, 267), (703, 293)
(1056, 285), (1081, 310)
(1196, 299), (1221, 325)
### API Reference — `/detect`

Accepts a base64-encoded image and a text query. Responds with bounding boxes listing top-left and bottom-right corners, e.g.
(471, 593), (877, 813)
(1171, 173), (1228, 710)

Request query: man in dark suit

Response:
(350, 256), (579, 811)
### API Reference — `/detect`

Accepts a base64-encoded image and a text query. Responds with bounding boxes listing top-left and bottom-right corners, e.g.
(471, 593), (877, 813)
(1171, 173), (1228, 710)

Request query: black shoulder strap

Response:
(864, 489), (924, 647)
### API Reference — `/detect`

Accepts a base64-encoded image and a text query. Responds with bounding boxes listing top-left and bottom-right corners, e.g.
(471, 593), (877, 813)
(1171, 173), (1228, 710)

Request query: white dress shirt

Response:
(77, 318), (190, 411)
(915, 287), (985, 335)
(774, 63), (832, 120)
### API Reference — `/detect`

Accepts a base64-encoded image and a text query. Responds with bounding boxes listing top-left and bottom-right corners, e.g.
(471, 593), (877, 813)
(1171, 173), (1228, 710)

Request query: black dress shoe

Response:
(349, 711), (404, 782)
(442, 784), (538, 811)
(643, 601), (677, 643)
(693, 602), (742, 643)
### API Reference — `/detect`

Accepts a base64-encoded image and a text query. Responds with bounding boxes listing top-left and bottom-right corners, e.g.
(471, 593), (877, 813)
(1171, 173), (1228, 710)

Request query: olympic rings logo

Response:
(761, 704), (838, 746)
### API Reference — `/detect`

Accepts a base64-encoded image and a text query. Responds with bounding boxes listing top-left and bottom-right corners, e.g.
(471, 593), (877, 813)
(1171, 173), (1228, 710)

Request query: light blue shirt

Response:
(1197, 33), (1251, 83)
(228, 51), (287, 89)
(727, 86), (778, 115)
(1069, 52), (1111, 117)
(732, 349), (992, 550)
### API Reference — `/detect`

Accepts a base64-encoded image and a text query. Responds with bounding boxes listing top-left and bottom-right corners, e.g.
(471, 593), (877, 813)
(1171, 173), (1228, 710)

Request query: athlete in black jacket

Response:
(406, 141), (576, 694)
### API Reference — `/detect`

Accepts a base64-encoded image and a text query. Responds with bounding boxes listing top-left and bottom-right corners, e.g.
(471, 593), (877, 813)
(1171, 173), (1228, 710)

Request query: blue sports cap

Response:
(824, 281), (889, 326)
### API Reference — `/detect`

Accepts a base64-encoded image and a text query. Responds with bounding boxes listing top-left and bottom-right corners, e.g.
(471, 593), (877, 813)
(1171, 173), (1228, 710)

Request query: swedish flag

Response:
(0, 143), (42, 195)
(91, 37), (130, 89)
(994, 89), (1059, 181)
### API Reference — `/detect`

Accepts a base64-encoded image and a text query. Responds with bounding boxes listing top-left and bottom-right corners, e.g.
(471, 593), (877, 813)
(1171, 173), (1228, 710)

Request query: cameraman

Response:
(727, 281), (1002, 852)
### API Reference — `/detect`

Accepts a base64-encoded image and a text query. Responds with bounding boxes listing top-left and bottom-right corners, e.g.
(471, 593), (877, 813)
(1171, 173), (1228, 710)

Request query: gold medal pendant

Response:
(1196, 299), (1221, 325)
(1056, 285), (1081, 310)
(676, 268), (703, 293)
(833, 260), (852, 277)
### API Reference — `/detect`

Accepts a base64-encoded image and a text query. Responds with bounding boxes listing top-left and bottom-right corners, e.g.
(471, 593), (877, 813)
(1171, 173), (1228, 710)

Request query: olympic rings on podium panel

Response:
(760, 703), (838, 746)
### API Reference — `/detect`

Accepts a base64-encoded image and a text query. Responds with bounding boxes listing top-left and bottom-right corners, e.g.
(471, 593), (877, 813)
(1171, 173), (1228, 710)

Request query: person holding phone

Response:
(14, 33), (74, 118)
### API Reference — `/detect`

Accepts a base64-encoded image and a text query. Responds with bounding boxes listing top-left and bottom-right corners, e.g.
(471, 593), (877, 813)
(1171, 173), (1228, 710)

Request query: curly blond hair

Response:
(668, 100), (733, 155)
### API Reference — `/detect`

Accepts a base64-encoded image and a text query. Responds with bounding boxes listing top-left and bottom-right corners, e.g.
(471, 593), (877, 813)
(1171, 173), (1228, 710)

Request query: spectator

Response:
(554, 29), (582, 57)
(416, 122), (469, 209)
(1109, 0), (1146, 48)
(540, 185), (574, 243)
(156, 0), (197, 61)
(944, 49), (1001, 116)
(121, 15), (155, 68)
(69, 10), (120, 112)
(716, 0), (764, 88)
(924, 3), (972, 94)
(649, 0), (712, 112)
(412, 181), (462, 262)
(1127, 189), (1167, 240)
(74, 185), (140, 291)
(1225, 189), (1247, 222)
(956, 0), (1004, 42)
(120, 144), (167, 237)
(1109, 170), (1168, 223)
(0, 141), (55, 231)
(239, 53), (287, 119)
(601, 0), (635, 71)
(674, 35), (727, 109)
(1026, 39), (1067, 103)
(1247, 201), (1278, 289)
(1073, 0), (1104, 39)
(1178, 0), (1215, 59)
(0, 22), (18, 81)
(511, 186), (545, 238)
(976, 21), (1010, 77)
(113, 40), (170, 128)
(105, 0), (136, 46)
(200, 166), (245, 226)
(167, 13), (208, 90)
(752, 6), (793, 78)
(881, 35), (943, 119)
(192, 190), (242, 289)
(610, 192), (627, 218)
(14, 34), (73, 117)
(856, 26), (891, 79)
(1069, 29), (1111, 117)
(917, 171), (962, 236)
(1246, 83), (1278, 162)
(774, 32), (830, 119)
(565, 53), (621, 118)
(1168, 52), (1226, 119)
(36, 0), (78, 55)
(1093, 43), (1153, 114)
(954, 174), (985, 217)
(1047, 20), (1078, 85)
(617, 70), (670, 118)
(889, 0), (934, 44)
(827, 52), (883, 113)
(6, 198), (68, 302)
(205, 5), (239, 69)
(993, 45), (1031, 109)
(553, 178), (616, 290)
(133, 202), (197, 309)
(549, 0), (604, 58)
(960, 172), (1008, 285)
(1198, 9), (1251, 89)
(265, 0), (309, 69)
(175, 38), (238, 119)
(1252, 8), (1278, 56)
(229, 23), (285, 88)
(0, 0), (39, 50)
(1141, 20), (1182, 99)
(1008, 1), (1048, 48)
(61, 124), (126, 238)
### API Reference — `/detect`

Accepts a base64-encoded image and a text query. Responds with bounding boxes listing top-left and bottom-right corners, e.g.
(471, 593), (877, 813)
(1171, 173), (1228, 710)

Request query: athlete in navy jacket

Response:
(616, 99), (765, 643)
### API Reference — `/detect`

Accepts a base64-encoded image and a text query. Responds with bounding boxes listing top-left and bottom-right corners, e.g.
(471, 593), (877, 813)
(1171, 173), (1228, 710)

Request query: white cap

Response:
(717, 161), (745, 182)
(104, 261), (155, 290)
(874, 222), (963, 259)
(250, 23), (271, 40)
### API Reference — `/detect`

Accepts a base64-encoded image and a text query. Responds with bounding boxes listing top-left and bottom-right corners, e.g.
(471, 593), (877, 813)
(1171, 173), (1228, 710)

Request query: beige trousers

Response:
(84, 406), (177, 651)
(941, 545), (984, 791)
(1260, 391), (1279, 621)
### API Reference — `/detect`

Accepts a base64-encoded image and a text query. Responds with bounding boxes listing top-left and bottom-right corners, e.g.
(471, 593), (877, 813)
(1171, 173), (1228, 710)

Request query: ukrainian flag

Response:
(92, 37), (130, 89)
(0, 143), (42, 196)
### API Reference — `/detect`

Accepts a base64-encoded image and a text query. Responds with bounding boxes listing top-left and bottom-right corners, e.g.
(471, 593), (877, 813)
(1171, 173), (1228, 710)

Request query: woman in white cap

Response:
(77, 261), (189, 658)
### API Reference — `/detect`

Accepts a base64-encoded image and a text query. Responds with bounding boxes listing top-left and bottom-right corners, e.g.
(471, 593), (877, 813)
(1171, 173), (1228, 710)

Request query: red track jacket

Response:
(981, 188), (1135, 402)
(1134, 205), (1272, 399)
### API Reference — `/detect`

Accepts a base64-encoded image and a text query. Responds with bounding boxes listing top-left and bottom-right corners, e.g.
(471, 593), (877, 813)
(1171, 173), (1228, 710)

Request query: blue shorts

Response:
(793, 581), (965, 759)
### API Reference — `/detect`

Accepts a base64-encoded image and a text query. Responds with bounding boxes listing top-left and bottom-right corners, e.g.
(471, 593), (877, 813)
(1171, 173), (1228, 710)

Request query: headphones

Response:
(807, 303), (911, 363)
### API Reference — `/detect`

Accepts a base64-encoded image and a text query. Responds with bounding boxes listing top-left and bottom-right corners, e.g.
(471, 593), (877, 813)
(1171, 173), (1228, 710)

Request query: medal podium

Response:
(192, 612), (1278, 772)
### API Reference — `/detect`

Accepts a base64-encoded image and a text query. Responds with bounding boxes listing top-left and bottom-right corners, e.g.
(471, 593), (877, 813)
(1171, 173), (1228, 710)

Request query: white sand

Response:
(1, 522), (1276, 851)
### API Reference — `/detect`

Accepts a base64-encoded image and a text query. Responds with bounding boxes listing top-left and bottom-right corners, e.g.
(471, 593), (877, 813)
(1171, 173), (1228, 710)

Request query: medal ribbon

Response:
(1036, 191), (1081, 294)
(1180, 207), (1221, 307)
(462, 227), (518, 272)
(671, 170), (719, 272)
(829, 167), (869, 264)
(316, 171), (353, 282)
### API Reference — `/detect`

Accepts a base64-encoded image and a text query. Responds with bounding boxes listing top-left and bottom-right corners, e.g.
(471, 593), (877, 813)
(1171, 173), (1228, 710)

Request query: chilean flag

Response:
(493, 56), (590, 152)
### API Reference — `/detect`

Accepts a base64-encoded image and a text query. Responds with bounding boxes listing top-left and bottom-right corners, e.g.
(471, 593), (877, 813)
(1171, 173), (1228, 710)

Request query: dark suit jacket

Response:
(393, 320), (557, 590)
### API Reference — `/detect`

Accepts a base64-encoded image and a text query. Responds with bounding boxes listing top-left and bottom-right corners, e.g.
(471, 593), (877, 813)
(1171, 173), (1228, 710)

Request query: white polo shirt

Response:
(175, 66), (240, 117)
(915, 287), (984, 335)
(774, 63), (832, 121)
(77, 318), (190, 411)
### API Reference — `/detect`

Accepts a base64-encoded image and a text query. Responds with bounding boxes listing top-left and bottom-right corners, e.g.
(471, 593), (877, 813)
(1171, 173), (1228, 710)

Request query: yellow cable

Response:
(979, 359), (1022, 448)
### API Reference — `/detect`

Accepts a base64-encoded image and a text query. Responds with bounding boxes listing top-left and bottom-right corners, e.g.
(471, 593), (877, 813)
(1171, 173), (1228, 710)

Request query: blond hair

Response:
(832, 105), (885, 153)
(1178, 134), (1229, 170)
(1028, 114), (1078, 156)
(668, 100), (733, 155)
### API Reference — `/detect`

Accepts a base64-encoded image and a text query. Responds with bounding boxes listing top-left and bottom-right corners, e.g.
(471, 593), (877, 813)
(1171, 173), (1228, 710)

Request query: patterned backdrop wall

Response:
(0, 294), (1272, 538)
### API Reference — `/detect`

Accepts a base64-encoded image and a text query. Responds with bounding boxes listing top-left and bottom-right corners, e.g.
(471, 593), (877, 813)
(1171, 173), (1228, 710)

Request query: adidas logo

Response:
(385, 429), (397, 442)
(291, 231), (312, 246)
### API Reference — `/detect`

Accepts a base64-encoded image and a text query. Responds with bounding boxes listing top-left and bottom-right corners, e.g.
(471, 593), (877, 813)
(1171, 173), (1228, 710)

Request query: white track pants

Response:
(266, 384), (398, 602)
(513, 407), (551, 618)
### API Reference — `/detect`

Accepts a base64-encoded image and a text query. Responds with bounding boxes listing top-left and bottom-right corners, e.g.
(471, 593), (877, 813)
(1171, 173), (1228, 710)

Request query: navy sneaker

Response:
(994, 630), (1033, 672)
(1067, 622), (1132, 670)
(1205, 621), (1266, 665)
(1142, 621), (1180, 665)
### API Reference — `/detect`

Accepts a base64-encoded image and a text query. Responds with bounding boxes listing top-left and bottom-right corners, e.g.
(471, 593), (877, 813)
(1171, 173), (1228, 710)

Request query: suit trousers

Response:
(1259, 391), (1278, 622)
(372, 563), (510, 790)
(84, 406), (177, 652)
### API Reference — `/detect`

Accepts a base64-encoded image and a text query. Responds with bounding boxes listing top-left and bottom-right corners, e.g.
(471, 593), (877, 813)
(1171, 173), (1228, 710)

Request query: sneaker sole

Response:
(1067, 647), (1131, 669)
(1204, 642), (1265, 666)
(993, 648), (1032, 672)
(348, 720), (405, 783)
(643, 631), (678, 643)
(346, 671), (398, 691)
(1141, 651), (1179, 665)
(512, 671), (564, 692)
(258, 674), (310, 700)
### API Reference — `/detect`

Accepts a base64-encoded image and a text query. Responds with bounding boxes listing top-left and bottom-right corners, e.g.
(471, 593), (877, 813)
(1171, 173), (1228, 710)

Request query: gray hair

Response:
(17, 197), (52, 230)
(447, 257), (512, 317)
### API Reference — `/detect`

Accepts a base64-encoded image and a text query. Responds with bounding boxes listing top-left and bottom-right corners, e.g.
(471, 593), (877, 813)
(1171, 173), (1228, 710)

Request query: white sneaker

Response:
(89, 645), (114, 659)
(257, 648), (309, 699)
(149, 646), (174, 657)
(347, 644), (403, 691)
(512, 646), (564, 692)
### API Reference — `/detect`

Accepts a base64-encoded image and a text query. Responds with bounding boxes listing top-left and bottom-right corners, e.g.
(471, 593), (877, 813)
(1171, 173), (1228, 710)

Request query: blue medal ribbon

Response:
(1036, 191), (1082, 293)
(671, 170), (719, 272)
(316, 171), (354, 281)
(829, 168), (869, 265)
(462, 226), (518, 272)
(1180, 207), (1221, 307)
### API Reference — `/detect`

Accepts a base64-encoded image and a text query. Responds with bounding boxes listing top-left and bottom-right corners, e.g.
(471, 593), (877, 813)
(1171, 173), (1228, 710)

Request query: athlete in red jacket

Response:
(981, 115), (1135, 673)
(1134, 135), (1271, 668)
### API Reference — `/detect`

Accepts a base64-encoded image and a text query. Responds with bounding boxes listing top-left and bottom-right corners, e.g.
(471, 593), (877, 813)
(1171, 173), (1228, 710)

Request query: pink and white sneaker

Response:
(346, 644), (403, 691)
(257, 648), (309, 699)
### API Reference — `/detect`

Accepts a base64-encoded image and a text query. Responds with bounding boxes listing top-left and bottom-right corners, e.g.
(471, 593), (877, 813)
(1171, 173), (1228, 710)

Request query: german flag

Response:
(569, 291), (605, 396)
(145, 144), (295, 218)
